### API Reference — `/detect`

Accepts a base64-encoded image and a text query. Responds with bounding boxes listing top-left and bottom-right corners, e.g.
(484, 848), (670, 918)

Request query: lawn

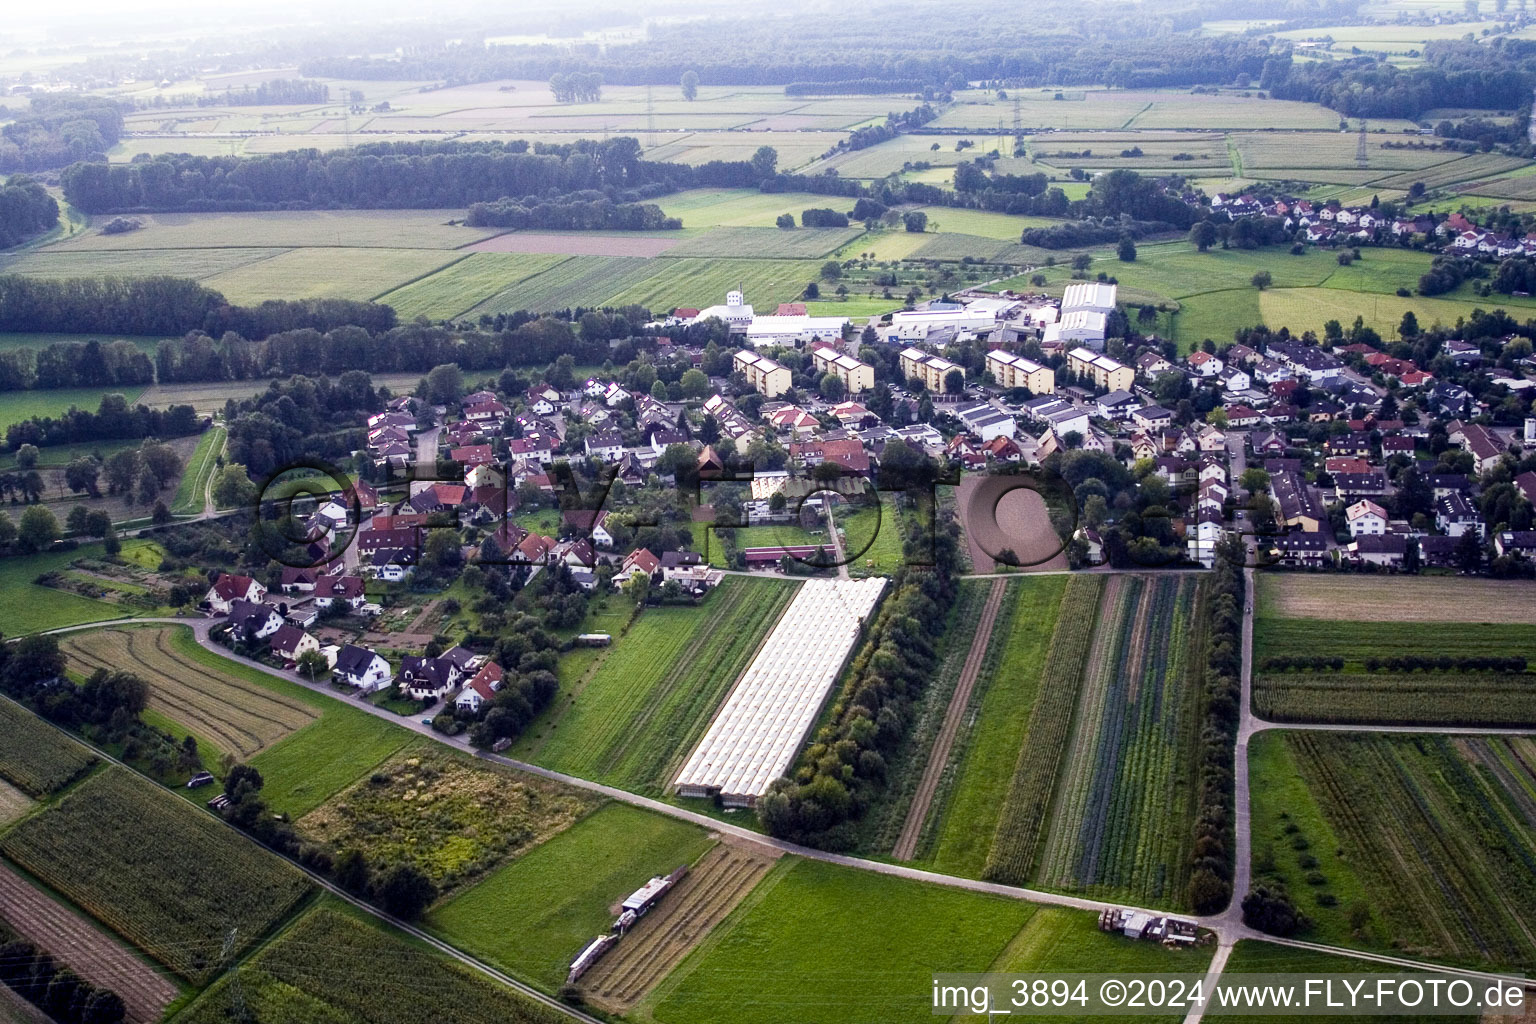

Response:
(0, 545), (140, 634)
(0, 766), (312, 983)
(178, 904), (571, 1024)
(838, 498), (905, 575)
(513, 577), (797, 793)
(375, 252), (570, 320)
(1032, 575), (1203, 910)
(648, 857), (1035, 1024)
(247, 707), (414, 817)
(1267, 731), (1536, 970)
(0, 385), (146, 432)
(296, 743), (598, 894)
(429, 802), (713, 989)
(199, 246), (459, 304)
(923, 576), (1068, 878)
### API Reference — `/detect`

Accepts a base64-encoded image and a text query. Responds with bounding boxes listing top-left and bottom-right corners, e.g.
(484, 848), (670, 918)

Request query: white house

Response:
(1346, 499), (1388, 537)
(205, 573), (266, 615)
(1186, 508), (1225, 568)
(225, 600), (284, 641)
(269, 624), (320, 663)
(332, 644), (392, 692)
(1188, 351), (1224, 377)
(585, 431), (625, 463)
(454, 662), (504, 712)
(954, 401), (1015, 443)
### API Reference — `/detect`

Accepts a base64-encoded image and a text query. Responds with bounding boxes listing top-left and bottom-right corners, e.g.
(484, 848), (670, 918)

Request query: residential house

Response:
(1352, 533), (1406, 568)
(400, 654), (466, 701)
(1188, 351), (1223, 377)
(562, 509), (615, 547)
(268, 624), (319, 664)
(225, 600), (284, 642)
(314, 575), (367, 611)
(734, 350), (792, 397)
(615, 547), (661, 584)
(1345, 499), (1388, 537)
(332, 645), (392, 692)
(1132, 405), (1174, 431)
(585, 431), (626, 463)
(205, 573), (266, 615)
(986, 350), (1055, 394)
(810, 345), (875, 393)
(955, 401), (1016, 442)
(1436, 492), (1485, 537)
(454, 662), (504, 712)
(898, 347), (962, 391)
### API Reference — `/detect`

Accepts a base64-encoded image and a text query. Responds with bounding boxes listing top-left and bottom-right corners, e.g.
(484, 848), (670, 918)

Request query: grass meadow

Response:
(0, 545), (142, 633)
(1211, 942), (1479, 1023)
(0, 385), (146, 432)
(430, 802), (712, 989)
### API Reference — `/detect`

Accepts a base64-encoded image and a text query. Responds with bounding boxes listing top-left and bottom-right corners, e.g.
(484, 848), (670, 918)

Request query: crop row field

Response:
(1256, 672), (1536, 727)
(983, 576), (1105, 885)
(297, 744), (598, 897)
(577, 840), (778, 1012)
(48, 209), (500, 251)
(513, 576), (797, 794)
(1034, 575), (1202, 910)
(1259, 573), (1536, 624)
(1255, 732), (1536, 971)
(62, 626), (320, 758)
(0, 766), (312, 983)
(0, 861), (179, 1024)
(178, 904), (571, 1024)
(430, 802), (715, 991)
(917, 577), (1068, 877)
(0, 699), (98, 797)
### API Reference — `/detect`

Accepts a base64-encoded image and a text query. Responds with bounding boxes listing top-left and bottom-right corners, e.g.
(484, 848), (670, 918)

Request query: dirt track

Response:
(956, 475), (1069, 572)
(891, 578), (1008, 861)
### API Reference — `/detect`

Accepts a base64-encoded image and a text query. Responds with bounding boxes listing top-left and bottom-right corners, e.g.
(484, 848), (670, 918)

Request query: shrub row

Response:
(0, 921), (126, 1024)
(1263, 654), (1529, 674)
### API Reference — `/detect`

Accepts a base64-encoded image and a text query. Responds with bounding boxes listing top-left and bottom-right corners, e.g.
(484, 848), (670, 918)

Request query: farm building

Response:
(674, 577), (887, 806)
(1098, 908), (1198, 946)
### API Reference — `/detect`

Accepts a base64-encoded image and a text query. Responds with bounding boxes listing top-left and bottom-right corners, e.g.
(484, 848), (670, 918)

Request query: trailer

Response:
(566, 934), (617, 984)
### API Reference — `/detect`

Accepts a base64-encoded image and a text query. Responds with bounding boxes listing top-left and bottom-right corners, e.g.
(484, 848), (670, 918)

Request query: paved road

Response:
(409, 425), (442, 497)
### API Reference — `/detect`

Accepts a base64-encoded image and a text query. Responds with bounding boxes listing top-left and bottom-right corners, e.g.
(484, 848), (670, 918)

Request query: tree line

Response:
(59, 137), (693, 214)
(0, 338), (154, 393)
(0, 175), (59, 248)
(465, 192), (679, 230)
(194, 78), (330, 106)
(0, 95), (124, 174)
(0, 918), (127, 1024)
(1263, 654), (1529, 674)
(1263, 44), (1536, 121)
(0, 275), (395, 346)
(5, 393), (201, 450)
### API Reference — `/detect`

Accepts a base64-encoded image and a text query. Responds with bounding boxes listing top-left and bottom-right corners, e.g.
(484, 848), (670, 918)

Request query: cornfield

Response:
(0, 700), (98, 796)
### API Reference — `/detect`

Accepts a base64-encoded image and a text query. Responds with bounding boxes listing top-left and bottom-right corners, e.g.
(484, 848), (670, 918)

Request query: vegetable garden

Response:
(0, 767), (311, 983)
(983, 576), (1104, 886)
(1033, 575), (1203, 909)
(1283, 732), (1536, 970)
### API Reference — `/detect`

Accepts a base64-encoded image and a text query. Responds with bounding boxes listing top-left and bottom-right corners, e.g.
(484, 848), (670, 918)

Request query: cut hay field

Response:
(1233, 131), (1467, 174)
(1032, 575), (1203, 909)
(375, 252), (568, 320)
(0, 766), (312, 983)
(983, 576), (1105, 886)
(298, 744), (597, 896)
(513, 576), (797, 793)
(1258, 573), (1536, 623)
(62, 626), (319, 758)
(0, 700), (98, 797)
(920, 576), (1069, 877)
(179, 905), (570, 1024)
(200, 246), (459, 304)
(430, 802), (714, 991)
(50, 209), (500, 250)
(0, 862), (179, 1024)
(1255, 731), (1536, 971)
(578, 841), (778, 1012)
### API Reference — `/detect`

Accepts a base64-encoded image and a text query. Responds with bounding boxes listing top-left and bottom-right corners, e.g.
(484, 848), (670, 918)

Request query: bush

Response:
(1242, 883), (1307, 936)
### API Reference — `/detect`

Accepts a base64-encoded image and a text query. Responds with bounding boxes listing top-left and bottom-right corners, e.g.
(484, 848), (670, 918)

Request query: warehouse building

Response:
(746, 314), (850, 346)
(674, 577), (887, 806)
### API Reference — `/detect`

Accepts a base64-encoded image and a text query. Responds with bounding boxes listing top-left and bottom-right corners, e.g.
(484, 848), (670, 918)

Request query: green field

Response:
(1212, 941), (1479, 1023)
(0, 246), (282, 281)
(430, 802), (712, 989)
(649, 858), (1209, 1024)
(923, 576), (1068, 877)
(0, 436), (144, 471)
(1032, 575), (1202, 909)
(838, 498), (906, 575)
(663, 225), (865, 258)
(179, 904), (570, 1024)
(0, 385), (146, 433)
(0, 545), (141, 633)
(200, 246), (460, 304)
(50, 209), (500, 250)
(603, 257), (831, 311)
(513, 576), (797, 793)
(375, 252), (570, 320)
(656, 188), (877, 229)
(0, 700), (98, 796)
(169, 425), (224, 515)
(1258, 731), (1536, 970)
(0, 766), (312, 982)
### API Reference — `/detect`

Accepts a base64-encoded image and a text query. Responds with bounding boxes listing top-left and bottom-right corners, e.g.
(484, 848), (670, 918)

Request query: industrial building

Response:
(734, 349), (792, 397)
(884, 307), (997, 341)
(745, 314), (850, 347)
(1043, 309), (1109, 349)
(986, 350), (1055, 394)
(689, 290), (755, 333)
(674, 577), (887, 806)
(1062, 281), (1118, 316)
